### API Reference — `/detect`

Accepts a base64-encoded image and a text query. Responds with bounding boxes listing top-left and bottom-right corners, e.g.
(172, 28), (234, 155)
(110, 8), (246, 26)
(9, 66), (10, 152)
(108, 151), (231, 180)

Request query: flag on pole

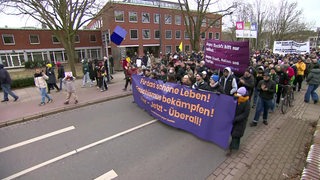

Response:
(179, 42), (183, 51)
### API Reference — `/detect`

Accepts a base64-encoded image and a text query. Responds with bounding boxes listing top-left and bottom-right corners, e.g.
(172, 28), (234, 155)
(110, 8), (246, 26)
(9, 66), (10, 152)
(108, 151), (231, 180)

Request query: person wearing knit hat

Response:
(227, 86), (250, 156)
(207, 74), (224, 94)
(45, 62), (60, 93)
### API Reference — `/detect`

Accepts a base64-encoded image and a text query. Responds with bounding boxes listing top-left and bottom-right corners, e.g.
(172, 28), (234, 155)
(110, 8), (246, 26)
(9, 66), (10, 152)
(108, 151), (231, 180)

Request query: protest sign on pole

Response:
(236, 21), (257, 39)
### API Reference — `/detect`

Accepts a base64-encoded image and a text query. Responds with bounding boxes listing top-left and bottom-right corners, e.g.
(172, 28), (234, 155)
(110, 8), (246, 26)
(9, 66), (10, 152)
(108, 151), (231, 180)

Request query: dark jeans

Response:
(1, 83), (18, 100)
(304, 84), (319, 102)
(253, 97), (273, 122)
(293, 75), (303, 91)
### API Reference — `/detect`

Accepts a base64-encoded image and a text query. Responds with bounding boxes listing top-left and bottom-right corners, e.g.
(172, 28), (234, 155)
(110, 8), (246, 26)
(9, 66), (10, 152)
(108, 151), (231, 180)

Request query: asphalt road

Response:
(0, 96), (243, 180)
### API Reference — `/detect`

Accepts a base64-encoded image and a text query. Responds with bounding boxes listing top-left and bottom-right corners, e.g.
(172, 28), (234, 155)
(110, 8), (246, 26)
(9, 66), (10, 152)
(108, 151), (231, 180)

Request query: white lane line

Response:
(2, 120), (157, 180)
(0, 126), (75, 154)
(95, 169), (118, 180)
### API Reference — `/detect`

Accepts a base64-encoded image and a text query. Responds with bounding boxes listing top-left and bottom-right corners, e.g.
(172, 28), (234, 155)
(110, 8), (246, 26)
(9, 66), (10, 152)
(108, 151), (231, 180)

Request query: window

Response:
(165, 14), (172, 24)
(52, 35), (60, 44)
(90, 34), (97, 42)
(29, 34), (40, 44)
(175, 15), (181, 25)
(175, 30), (181, 39)
(184, 31), (190, 39)
(114, 11), (124, 22)
(130, 29), (138, 39)
(129, 12), (138, 22)
(142, 29), (150, 39)
(154, 14), (160, 24)
(165, 46), (172, 54)
(165, 30), (172, 39)
(201, 32), (206, 39)
(201, 18), (206, 27)
(214, 20), (221, 28)
(154, 30), (160, 39)
(215, 32), (220, 40)
(209, 32), (213, 39)
(185, 45), (190, 52)
(75, 35), (80, 43)
(2, 34), (15, 45)
(142, 12), (150, 23)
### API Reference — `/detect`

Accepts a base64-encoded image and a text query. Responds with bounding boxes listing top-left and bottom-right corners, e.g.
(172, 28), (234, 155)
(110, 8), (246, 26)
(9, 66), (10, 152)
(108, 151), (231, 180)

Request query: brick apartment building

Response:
(86, 0), (222, 69)
(0, 0), (222, 70)
(0, 28), (102, 68)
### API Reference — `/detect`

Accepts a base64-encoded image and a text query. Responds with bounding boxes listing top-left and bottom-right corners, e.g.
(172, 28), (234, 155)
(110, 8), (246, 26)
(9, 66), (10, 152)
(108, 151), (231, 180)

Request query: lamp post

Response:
(158, 0), (162, 57)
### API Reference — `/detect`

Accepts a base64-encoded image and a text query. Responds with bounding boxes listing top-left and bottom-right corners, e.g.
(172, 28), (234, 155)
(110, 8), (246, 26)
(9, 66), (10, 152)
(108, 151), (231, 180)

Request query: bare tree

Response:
(1, 0), (102, 76)
(266, 0), (308, 47)
(177, 0), (236, 52)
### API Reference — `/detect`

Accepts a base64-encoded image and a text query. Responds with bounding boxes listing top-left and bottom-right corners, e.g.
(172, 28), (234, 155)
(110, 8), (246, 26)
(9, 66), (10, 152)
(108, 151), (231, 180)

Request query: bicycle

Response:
(280, 84), (294, 114)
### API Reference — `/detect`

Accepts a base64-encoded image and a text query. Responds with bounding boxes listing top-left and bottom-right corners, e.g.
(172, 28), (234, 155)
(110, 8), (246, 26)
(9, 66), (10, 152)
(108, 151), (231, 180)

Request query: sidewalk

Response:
(1, 74), (320, 179)
(0, 72), (131, 127)
(207, 87), (320, 180)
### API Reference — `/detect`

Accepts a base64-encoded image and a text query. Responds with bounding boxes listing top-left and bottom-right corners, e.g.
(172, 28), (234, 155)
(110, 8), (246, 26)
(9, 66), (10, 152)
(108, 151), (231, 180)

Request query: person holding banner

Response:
(207, 75), (224, 94)
(192, 72), (209, 91)
(227, 87), (250, 156)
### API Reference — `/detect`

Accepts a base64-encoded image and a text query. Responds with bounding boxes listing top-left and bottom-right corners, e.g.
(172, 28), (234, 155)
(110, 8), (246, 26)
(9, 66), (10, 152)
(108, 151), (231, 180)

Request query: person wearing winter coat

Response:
(192, 72), (209, 91)
(207, 75), (224, 94)
(304, 64), (320, 104)
(34, 68), (53, 106)
(62, 74), (78, 104)
(238, 69), (255, 98)
(219, 67), (238, 96)
(56, 62), (65, 90)
(250, 72), (276, 127)
(294, 58), (306, 91)
(45, 63), (60, 93)
(0, 64), (19, 102)
(226, 87), (250, 156)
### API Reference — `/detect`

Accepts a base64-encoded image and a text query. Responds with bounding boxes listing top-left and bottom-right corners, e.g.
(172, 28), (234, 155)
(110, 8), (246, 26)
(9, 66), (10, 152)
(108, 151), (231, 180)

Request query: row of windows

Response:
(1, 34), (98, 45)
(129, 29), (220, 40)
(114, 11), (220, 27)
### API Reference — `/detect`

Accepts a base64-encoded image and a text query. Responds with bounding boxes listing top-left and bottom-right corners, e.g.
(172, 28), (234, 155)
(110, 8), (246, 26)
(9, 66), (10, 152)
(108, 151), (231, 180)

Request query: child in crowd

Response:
(63, 73), (78, 104)
(34, 68), (53, 106)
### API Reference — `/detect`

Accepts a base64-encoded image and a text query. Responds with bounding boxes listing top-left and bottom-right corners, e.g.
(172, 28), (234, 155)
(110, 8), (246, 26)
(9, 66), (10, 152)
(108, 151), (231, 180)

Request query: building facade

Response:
(0, 28), (102, 68)
(86, 0), (222, 69)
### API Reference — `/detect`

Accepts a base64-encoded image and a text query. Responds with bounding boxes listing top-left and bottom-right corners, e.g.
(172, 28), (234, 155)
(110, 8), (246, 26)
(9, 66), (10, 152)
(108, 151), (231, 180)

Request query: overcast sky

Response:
(0, 0), (319, 30)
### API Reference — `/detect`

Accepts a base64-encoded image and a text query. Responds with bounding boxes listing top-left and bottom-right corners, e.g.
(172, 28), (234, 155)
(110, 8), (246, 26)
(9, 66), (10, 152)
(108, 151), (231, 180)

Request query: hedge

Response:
(11, 77), (35, 89)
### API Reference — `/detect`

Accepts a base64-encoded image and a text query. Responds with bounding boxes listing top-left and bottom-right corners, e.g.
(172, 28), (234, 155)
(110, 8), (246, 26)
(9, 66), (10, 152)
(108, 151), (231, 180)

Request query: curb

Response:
(0, 92), (132, 128)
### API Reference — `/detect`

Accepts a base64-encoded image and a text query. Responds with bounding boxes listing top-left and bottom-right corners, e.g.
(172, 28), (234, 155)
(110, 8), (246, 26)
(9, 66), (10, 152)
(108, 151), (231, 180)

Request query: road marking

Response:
(2, 120), (157, 180)
(95, 169), (118, 180)
(0, 126), (75, 154)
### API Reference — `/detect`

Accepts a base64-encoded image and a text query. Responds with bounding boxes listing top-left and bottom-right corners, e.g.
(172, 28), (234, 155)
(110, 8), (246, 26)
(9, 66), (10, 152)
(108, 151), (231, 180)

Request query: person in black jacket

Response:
(207, 75), (224, 94)
(250, 72), (276, 126)
(56, 62), (65, 90)
(192, 72), (209, 91)
(238, 69), (255, 98)
(0, 64), (19, 102)
(227, 87), (250, 156)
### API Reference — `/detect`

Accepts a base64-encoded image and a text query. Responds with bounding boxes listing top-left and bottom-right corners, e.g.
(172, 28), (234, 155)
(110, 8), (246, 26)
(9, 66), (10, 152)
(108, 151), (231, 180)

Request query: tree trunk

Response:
(64, 41), (77, 77)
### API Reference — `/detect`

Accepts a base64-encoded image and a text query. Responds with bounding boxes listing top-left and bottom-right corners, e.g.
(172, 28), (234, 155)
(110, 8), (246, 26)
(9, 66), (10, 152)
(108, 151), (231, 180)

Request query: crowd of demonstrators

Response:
(122, 49), (319, 154)
(0, 64), (19, 102)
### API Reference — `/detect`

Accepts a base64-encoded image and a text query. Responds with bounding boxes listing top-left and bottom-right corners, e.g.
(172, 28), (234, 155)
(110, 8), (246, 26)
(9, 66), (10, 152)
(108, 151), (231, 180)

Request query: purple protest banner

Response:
(132, 75), (237, 149)
(204, 39), (250, 75)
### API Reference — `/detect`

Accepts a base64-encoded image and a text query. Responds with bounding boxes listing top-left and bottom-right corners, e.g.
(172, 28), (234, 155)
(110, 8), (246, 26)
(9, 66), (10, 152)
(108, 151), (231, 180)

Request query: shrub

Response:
(11, 77), (35, 89)
(24, 59), (46, 69)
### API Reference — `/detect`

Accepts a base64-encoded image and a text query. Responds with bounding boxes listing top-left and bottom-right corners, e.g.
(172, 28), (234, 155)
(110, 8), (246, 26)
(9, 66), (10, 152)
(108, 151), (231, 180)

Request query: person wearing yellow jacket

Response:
(295, 58), (306, 92)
